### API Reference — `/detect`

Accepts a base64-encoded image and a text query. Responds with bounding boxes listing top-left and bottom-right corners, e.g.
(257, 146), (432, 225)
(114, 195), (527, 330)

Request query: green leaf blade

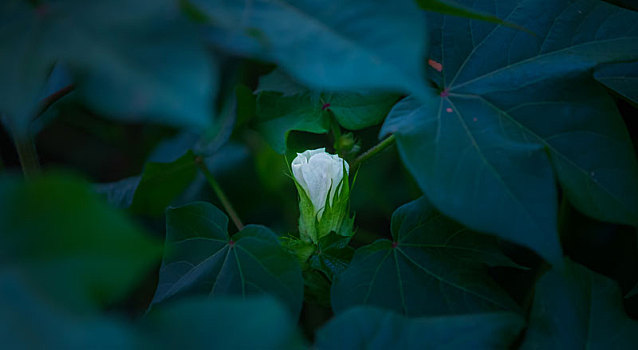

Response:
(522, 259), (638, 349)
(316, 307), (524, 350)
(331, 197), (520, 316)
(152, 202), (304, 317)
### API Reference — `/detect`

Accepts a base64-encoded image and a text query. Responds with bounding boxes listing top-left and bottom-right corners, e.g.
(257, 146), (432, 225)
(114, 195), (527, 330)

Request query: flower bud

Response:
(291, 148), (352, 242)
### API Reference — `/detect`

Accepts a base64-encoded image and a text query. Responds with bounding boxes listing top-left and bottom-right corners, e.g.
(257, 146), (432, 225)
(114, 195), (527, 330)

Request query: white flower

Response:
(292, 148), (349, 220)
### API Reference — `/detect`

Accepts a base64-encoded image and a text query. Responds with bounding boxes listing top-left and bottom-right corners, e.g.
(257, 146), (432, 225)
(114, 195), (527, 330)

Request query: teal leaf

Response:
(0, 1), (55, 137)
(0, 270), (145, 348)
(382, 0), (638, 264)
(316, 307), (524, 350)
(0, 173), (161, 311)
(415, 0), (524, 30)
(129, 151), (198, 216)
(0, 0), (216, 135)
(594, 61), (638, 105)
(95, 151), (198, 216)
(331, 197), (520, 316)
(192, 0), (428, 96)
(522, 259), (638, 349)
(144, 296), (304, 349)
(256, 69), (399, 153)
(151, 202), (304, 317)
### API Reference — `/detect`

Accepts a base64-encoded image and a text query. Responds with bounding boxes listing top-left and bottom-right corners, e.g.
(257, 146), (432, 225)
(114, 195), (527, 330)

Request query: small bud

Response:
(291, 148), (352, 242)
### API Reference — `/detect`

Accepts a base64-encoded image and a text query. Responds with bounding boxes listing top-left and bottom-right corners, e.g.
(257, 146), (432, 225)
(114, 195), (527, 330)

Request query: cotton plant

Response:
(285, 148), (355, 267)
(291, 148), (354, 242)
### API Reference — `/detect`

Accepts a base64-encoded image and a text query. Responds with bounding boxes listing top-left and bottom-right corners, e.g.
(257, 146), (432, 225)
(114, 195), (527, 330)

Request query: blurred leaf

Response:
(0, 173), (161, 311)
(522, 259), (638, 349)
(129, 151), (198, 216)
(192, 0), (428, 97)
(0, 270), (145, 349)
(601, 0), (638, 11)
(0, 1), (55, 137)
(416, 0), (522, 28)
(0, 0), (216, 136)
(316, 306), (524, 349)
(331, 197), (520, 316)
(594, 61), (638, 105)
(144, 296), (304, 349)
(151, 202), (304, 317)
(256, 69), (399, 153)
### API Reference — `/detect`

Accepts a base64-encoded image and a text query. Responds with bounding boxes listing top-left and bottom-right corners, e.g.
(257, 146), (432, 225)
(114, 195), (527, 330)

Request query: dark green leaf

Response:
(416, 0), (524, 30)
(0, 270), (145, 348)
(144, 296), (304, 349)
(522, 259), (638, 349)
(331, 197), (520, 316)
(255, 69), (399, 153)
(257, 91), (329, 154)
(382, 0), (638, 264)
(0, 1), (55, 137)
(594, 62), (638, 105)
(193, 0), (428, 96)
(0, 0), (216, 134)
(129, 151), (198, 216)
(0, 173), (161, 311)
(316, 306), (524, 350)
(308, 233), (355, 281)
(151, 202), (304, 317)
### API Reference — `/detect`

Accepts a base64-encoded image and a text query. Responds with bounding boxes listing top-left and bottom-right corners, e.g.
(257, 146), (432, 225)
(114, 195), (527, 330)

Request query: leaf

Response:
(316, 306), (524, 350)
(594, 61), (638, 105)
(331, 197), (520, 316)
(192, 0), (428, 96)
(129, 151), (198, 216)
(94, 151), (198, 215)
(0, 1), (55, 137)
(308, 233), (355, 281)
(415, 0), (525, 30)
(151, 202), (304, 317)
(0, 0), (216, 134)
(381, 0), (638, 264)
(521, 259), (638, 349)
(144, 296), (304, 349)
(255, 69), (399, 153)
(601, 0), (638, 11)
(0, 270), (145, 348)
(257, 90), (329, 154)
(0, 173), (161, 311)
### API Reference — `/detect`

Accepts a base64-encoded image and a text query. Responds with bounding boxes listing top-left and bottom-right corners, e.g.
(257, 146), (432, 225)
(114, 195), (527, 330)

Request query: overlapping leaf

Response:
(382, 0), (638, 264)
(522, 259), (638, 349)
(331, 197), (520, 316)
(144, 296), (304, 349)
(151, 202), (304, 316)
(0, 0), (216, 136)
(595, 61), (638, 104)
(192, 0), (428, 97)
(256, 69), (399, 153)
(316, 306), (524, 350)
(0, 173), (161, 311)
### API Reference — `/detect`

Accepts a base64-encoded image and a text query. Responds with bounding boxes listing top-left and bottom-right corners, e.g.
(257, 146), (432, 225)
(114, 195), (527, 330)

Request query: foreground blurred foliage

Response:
(1, 0), (638, 349)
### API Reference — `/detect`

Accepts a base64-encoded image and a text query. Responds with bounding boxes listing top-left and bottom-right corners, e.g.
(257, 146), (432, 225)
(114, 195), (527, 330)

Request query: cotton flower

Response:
(292, 148), (349, 219)
(291, 148), (352, 243)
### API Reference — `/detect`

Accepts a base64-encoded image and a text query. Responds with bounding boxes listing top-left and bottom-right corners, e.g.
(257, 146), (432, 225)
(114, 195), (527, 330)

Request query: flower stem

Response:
(13, 134), (41, 179)
(351, 134), (396, 170)
(194, 155), (245, 231)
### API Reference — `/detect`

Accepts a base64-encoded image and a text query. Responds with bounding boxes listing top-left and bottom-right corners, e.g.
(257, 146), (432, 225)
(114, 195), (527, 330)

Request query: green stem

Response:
(14, 135), (41, 179)
(195, 156), (245, 231)
(351, 134), (396, 170)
